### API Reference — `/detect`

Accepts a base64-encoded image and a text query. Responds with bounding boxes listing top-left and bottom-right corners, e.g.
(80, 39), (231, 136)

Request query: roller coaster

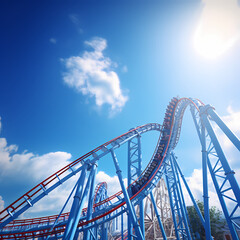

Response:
(0, 97), (240, 240)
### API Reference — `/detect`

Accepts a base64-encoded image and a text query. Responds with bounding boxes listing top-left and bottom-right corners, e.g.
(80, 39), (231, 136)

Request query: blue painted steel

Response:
(127, 133), (145, 239)
(121, 207), (124, 240)
(64, 164), (96, 240)
(171, 154), (195, 240)
(63, 164), (88, 239)
(207, 106), (240, 151)
(0, 164), (86, 230)
(165, 155), (192, 240)
(137, 136), (145, 238)
(201, 125), (212, 240)
(173, 157), (205, 227)
(191, 105), (240, 240)
(200, 106), (240, 204)
(47, 179), (79, 238)
(69, 165), (96, 240)
(2, 98), (240, 240)
(83, 163), (97, 240)
(111, 149), (144, 240)
(0, 123), (161, 231)
(150, 191), (167, 240)
(127, 138), (133, 240)
(207, 157), (239, 240)
(169, 155), (192, 240)
(164, 165), (181, 240)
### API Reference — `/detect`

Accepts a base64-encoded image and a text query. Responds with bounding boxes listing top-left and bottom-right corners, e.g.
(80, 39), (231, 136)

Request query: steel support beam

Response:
(201, 125), (212, 240)
(165, 155), (192, 240)
(207, 107), (240, 151)
(201, 108), (240, 204)
(83, 163), (97, 240)
(165, 165), (181, 240)
(150, 191), (167, 240)
(63, 164), (95, 240)
(169, 155), (192, 240)
(63, 164), (88, 240)
(111, 149), (144, 240)
(191, 105), (240, 240)
(127, 133), (144, 239)
(173, 157), (205, 227)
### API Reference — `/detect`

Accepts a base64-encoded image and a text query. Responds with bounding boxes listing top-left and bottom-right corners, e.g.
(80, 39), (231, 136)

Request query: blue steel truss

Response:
(127, 132), (144, 239)
(164, 154), (192, 240)
(191, 104), (240, 240)
(0, 97), (240, 240)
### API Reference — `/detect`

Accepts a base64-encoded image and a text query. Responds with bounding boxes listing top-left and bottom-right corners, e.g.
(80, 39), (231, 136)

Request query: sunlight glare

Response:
(194, 0), (240, 60)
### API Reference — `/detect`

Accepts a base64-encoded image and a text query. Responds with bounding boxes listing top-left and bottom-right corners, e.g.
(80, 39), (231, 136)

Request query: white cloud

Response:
(0, 137), (71, 181)
(49, 38), (57, 44)
(0, 195), (4, 211)
(62, 37), (128, 114)
(183, 168), (222, 209)
(95, 171), (127, 199)
(194, 0), (240, 59)
(0, 117), (73, 217)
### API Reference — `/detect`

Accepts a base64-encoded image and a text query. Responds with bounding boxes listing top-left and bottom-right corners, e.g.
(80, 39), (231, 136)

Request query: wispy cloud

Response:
(62, 37), (128, 114)
(49, 38), (57, 44)
(122, 65), (128, 73)
(69, 14), (83, 34)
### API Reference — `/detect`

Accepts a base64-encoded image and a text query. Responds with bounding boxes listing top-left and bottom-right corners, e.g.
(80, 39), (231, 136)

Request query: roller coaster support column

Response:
(111, 149), (144, 240)
(173, 157), (205, 227)
(165, 165), (180, 240)
(201, 124), (212, 240)
(165, 155), (192, 240)
(63, 164), (88, 239)
(150, 191), (167, 240)
(63, 163), (97, 240)
(191, 105), (240, 240)
(171, 154), (195, 240)
(127, 133), (145, 239)
(201, 105), (240, 204)
(83, 163), (97, 240)
(207, 107), (240, 151)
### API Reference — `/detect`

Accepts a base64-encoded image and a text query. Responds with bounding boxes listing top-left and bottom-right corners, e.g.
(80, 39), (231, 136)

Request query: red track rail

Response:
(0, 97), (203, 239)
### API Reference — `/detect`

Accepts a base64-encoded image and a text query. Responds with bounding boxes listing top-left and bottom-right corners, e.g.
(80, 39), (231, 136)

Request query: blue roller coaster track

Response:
(0, 97), (240, 240)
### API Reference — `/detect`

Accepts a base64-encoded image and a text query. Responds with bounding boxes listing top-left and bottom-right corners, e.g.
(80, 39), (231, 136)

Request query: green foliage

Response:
(187, 201), (226, 240)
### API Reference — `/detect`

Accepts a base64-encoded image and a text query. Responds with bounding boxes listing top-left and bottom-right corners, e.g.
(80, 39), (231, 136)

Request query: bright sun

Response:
(193, 0), (240, 60)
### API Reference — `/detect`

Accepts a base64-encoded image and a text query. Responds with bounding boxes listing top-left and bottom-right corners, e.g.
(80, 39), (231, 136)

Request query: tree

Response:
(187, 201), (225, 240)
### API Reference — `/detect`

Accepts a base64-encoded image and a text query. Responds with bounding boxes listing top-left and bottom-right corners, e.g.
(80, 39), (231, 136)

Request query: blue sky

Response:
(1, 0), (240, 217)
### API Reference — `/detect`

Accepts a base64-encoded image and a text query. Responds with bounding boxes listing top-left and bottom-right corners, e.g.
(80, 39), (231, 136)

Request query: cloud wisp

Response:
(62, 37), (128, 115)
(49, 38), (57, 44)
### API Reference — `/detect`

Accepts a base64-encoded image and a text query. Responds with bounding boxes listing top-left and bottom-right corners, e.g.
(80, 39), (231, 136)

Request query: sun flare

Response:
(194, 0), (240, 60)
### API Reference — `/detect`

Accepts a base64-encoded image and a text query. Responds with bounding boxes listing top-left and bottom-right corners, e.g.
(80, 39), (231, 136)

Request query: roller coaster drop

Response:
(0, 97), (240, 240)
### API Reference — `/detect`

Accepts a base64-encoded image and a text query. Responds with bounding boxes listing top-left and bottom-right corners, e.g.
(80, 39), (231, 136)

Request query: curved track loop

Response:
(0, 97), (204, 239)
